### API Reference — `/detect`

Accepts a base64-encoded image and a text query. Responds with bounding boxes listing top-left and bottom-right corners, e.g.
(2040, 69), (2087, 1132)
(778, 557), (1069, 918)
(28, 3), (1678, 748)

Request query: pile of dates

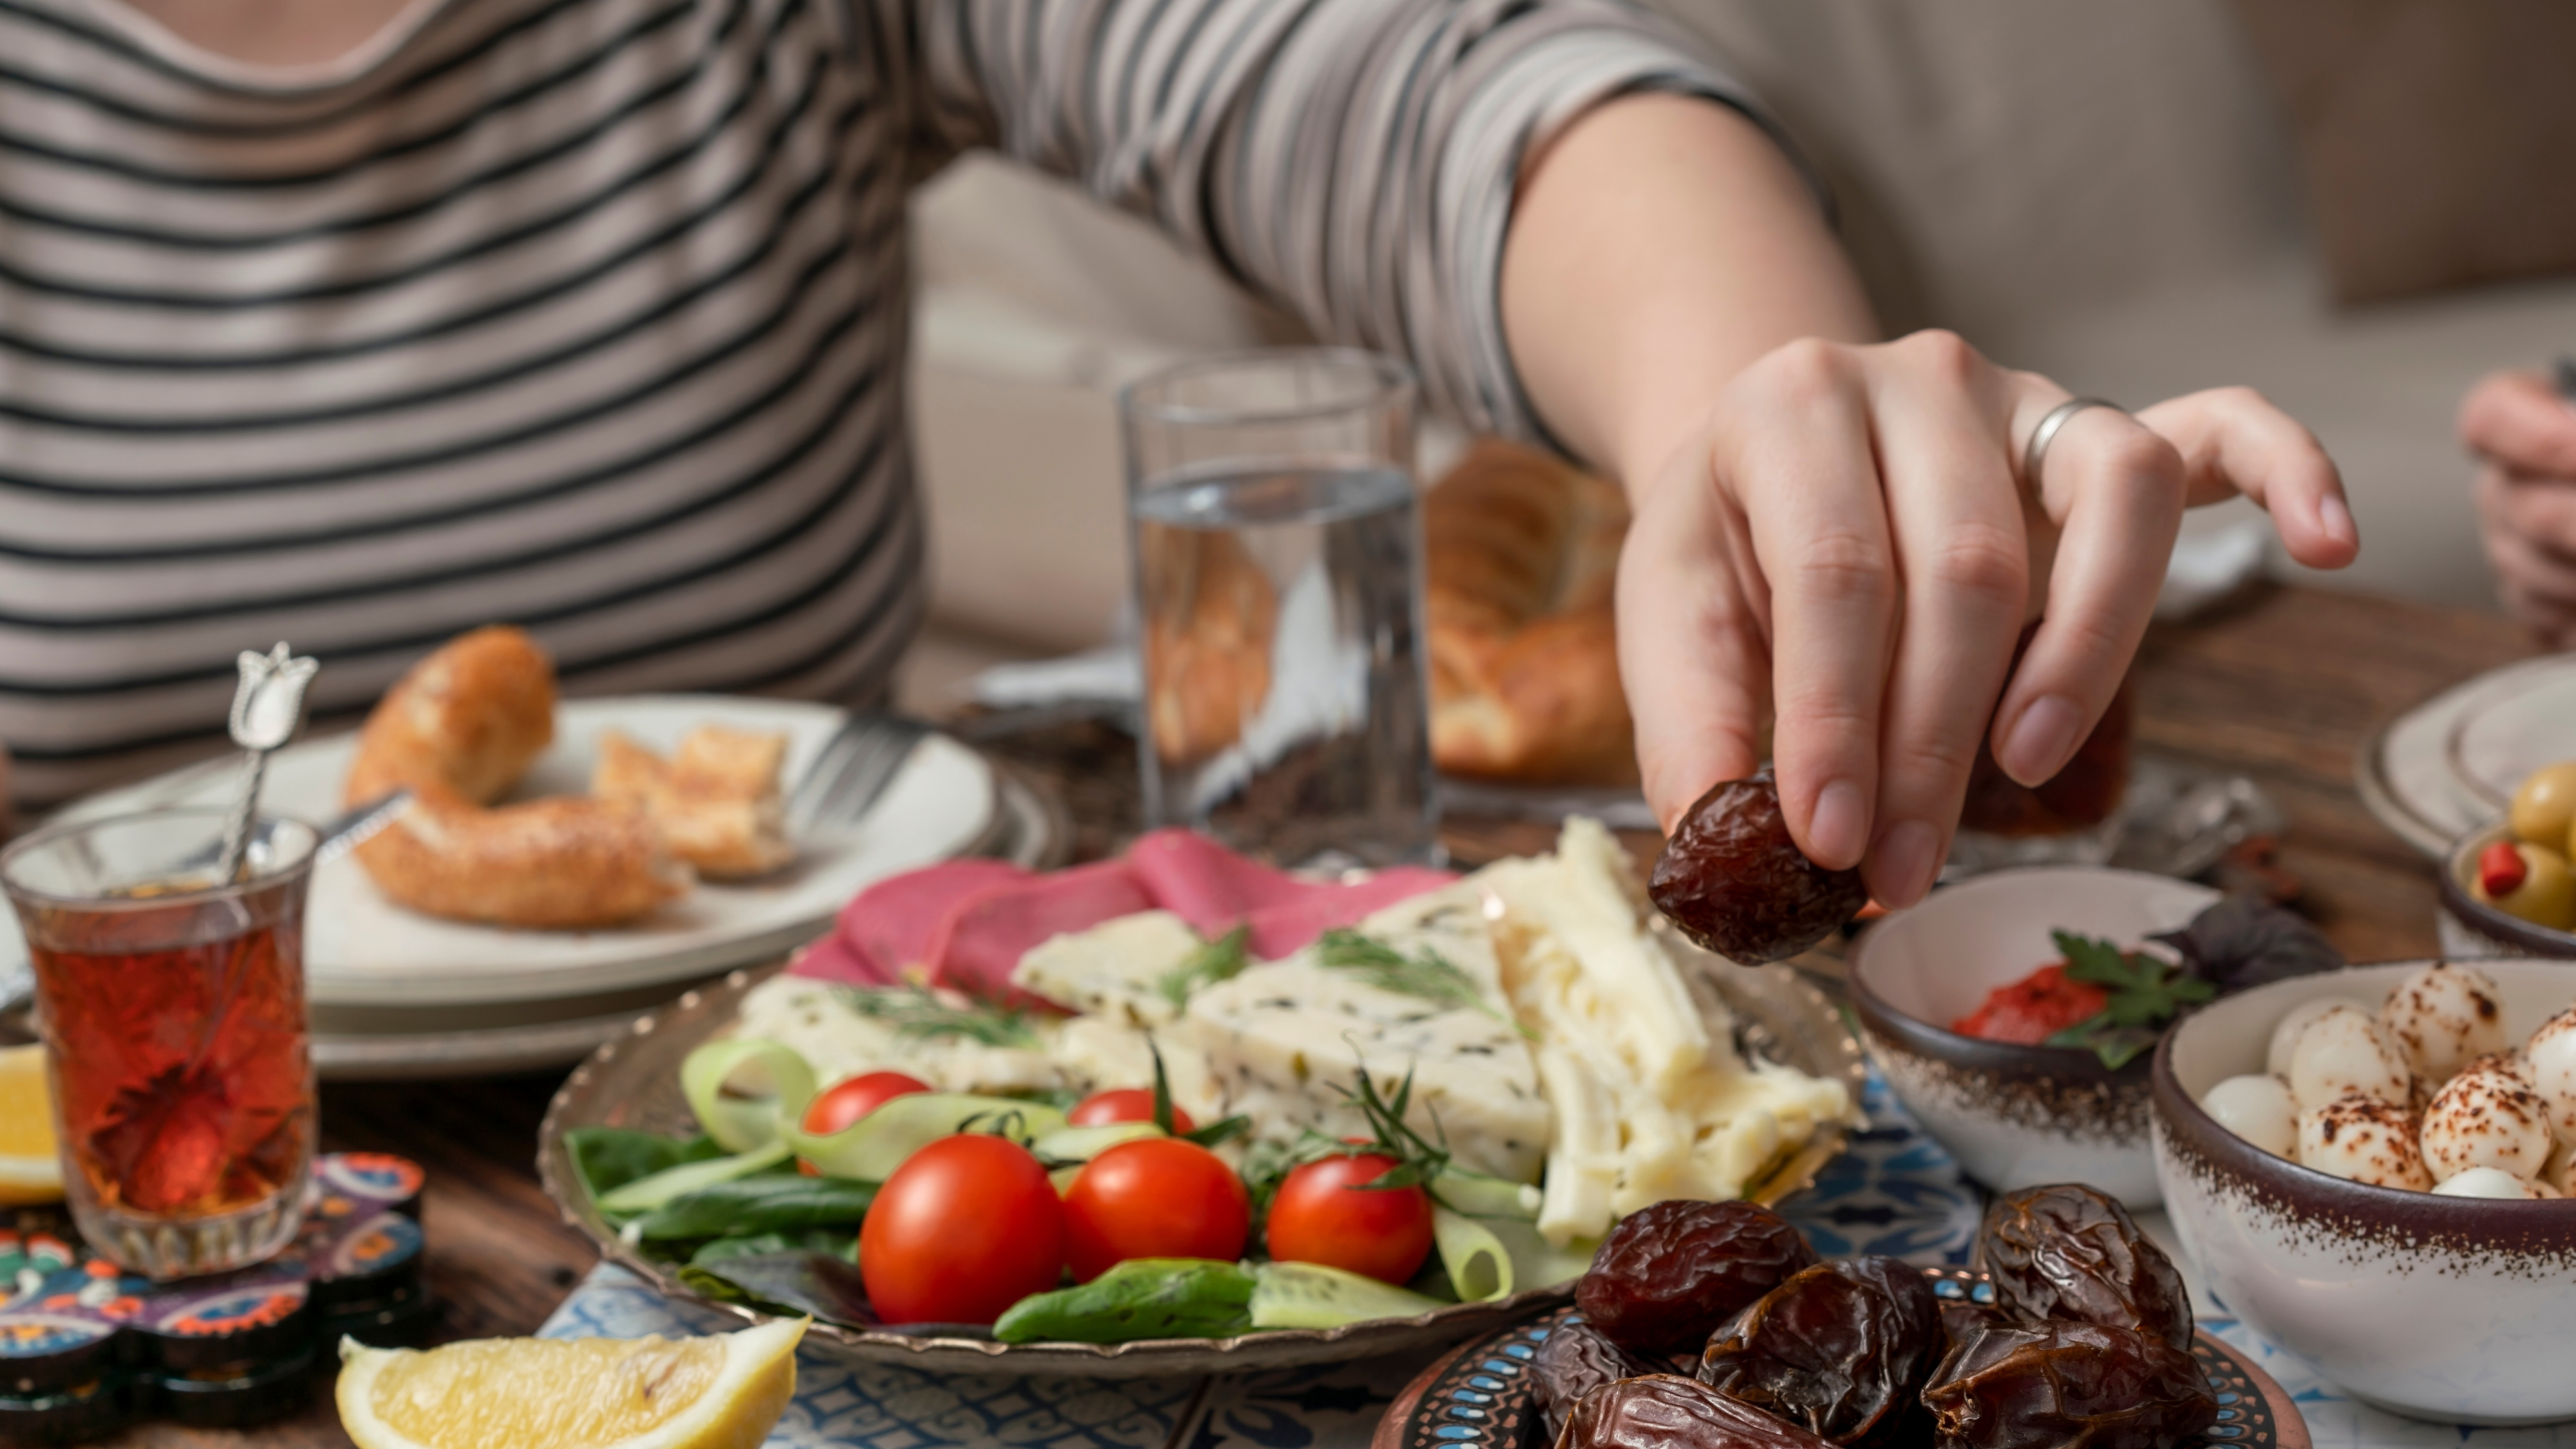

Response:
(1537, 1185), (2219, 1449)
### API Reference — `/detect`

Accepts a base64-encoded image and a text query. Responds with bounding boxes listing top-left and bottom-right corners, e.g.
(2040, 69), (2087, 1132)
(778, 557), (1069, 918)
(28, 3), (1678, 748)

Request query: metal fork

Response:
(785, 714), (932, 839)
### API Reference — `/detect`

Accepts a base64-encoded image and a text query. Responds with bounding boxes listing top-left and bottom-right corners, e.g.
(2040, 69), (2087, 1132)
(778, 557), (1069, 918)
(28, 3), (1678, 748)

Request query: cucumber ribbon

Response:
(680, 1039), (819, 1152)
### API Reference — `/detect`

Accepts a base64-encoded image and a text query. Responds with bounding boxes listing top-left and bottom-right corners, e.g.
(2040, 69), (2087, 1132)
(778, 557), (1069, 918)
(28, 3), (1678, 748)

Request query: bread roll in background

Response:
(1425, 441), (1636, 785)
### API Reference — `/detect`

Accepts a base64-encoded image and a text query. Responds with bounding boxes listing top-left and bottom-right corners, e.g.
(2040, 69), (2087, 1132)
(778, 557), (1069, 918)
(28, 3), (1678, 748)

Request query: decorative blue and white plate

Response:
(1367, 1298), (2305, 1449)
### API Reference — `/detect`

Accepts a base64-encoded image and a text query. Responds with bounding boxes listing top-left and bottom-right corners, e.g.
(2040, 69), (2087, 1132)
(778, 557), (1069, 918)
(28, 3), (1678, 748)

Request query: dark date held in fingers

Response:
(1651, 771), (1868, 963)
(1972, 1184), (2193, 1346)
(1920, 1323), (2218, 1449)
(1575, 1199), (1819, 1353)
(1696, 1256), (1944, 1449)
(1560, 1374), (1842, 1449)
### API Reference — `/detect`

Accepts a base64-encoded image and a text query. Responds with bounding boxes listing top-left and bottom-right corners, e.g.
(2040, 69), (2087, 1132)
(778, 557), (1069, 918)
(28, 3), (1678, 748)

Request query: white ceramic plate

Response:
(2355, 655), (2576, 857)
(8, 697), (996, 1011)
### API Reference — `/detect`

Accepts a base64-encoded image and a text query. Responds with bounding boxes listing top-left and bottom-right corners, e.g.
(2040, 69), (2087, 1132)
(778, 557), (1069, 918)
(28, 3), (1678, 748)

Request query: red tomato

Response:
(1950, 962), (2108, 1045)
(859, 1135), (1066, 1324)
(1066, 1088), (1197, 1135)
(1062, 1139), (1249, 1280)
(803, 1071), (933, 1135)
(1264, 1152), (1434, 1284)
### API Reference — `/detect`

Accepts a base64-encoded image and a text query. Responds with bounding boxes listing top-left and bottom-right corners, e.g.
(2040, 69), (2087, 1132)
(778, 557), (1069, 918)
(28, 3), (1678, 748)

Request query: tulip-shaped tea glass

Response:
(2, 809), (318, 1277)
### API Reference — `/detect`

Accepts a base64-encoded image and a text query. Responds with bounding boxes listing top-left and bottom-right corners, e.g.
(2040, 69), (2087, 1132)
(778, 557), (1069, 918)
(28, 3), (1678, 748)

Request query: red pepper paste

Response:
(1951, 962), (2108, 1045)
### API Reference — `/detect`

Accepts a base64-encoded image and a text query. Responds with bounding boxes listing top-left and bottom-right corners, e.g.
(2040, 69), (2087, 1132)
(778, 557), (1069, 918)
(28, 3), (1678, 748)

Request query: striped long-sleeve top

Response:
(0, 0), (1745, 804)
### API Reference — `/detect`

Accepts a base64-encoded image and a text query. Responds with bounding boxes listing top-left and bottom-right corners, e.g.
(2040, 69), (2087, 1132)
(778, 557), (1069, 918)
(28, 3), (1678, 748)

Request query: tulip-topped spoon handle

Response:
(214, 642), (319, 884)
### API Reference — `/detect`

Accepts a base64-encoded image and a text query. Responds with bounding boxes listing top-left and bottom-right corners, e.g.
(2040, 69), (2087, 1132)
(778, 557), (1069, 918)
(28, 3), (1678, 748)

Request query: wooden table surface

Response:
(105, 582), (2536, 1447)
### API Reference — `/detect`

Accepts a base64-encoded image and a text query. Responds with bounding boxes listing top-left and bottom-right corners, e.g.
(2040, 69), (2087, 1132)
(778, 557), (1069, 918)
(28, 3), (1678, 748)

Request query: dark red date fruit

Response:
(1650, 771), (1868, 963)
(1973, 1184), (2192, 1345)
(1575, 1199), (1819, 1353)
(1533, 1317), (1659, 1444)
(1938, 1298), (2012, 1356)
(1559, 1374), (1840, 1449)
(1921, 1322), (2217, 1449)
(1696, 1257), (1943, 1448)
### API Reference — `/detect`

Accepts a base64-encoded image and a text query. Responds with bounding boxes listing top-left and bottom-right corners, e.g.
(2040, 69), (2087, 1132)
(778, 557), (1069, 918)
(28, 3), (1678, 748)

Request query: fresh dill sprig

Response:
(837, 983), (1039, 1048)
(1155, 925), (1251, 1011)
(1313, 930), (1535, 1039)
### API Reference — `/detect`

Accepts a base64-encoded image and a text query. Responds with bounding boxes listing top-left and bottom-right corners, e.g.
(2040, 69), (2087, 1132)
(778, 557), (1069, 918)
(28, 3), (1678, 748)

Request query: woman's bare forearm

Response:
(1500, 93), (1878, 490)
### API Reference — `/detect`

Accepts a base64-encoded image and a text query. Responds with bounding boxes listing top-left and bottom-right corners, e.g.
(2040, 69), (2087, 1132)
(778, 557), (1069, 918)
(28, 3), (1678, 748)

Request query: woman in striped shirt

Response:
(0, 0), (2353, 906)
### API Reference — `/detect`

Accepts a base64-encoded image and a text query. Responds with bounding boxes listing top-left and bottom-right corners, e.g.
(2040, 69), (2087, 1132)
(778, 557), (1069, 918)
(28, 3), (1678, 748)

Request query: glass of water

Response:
(1119, 349), (1438, 867)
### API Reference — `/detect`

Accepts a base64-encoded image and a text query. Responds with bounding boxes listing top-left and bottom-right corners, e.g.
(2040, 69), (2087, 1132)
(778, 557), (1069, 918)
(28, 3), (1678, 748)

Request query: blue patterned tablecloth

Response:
(540, 1075), (2566, 1449)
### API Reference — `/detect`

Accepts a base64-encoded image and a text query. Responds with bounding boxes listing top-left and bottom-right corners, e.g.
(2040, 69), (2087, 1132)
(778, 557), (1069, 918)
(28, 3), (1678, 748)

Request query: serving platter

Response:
(537, 937), (1868, 1378)
(1371, 1296), (2307, 1449)
(8, 697), (997, 1011)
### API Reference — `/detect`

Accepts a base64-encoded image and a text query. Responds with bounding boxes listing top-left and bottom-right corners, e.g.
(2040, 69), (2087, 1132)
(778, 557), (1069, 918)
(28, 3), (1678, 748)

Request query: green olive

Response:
(2511, 761), (2576, 847)
(2475, 841), (2576, 931)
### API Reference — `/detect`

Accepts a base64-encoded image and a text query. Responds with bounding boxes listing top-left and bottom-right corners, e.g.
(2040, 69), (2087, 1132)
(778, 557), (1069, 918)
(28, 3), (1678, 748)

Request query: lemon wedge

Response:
(336, 1319), (804, 1449)
(0, 1043), (62, 1206)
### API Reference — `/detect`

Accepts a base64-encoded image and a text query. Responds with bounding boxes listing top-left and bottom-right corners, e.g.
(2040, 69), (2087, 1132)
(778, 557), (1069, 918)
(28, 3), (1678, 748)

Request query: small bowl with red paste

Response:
(1850, 868), (2246, 1208)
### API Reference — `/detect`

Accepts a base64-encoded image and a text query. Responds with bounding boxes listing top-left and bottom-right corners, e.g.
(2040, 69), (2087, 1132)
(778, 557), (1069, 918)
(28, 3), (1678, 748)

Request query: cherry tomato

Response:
(859, 1134), (1066, 1324)
(1062, 1139), (1249, 1280)
(1264, 1152), (1434, 1284)
(803, 1071), (933, 1135)
(1067, 1088), (1196, 1135)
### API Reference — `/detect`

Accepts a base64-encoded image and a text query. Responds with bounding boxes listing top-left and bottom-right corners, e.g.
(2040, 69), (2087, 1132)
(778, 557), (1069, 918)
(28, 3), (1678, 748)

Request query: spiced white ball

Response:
(2268, 996), (2378, 1079)
(2201, 1074), (2299, 1159)
(2420, 1056), (2555, 1182)
(2526, 1005), (2576, 1145)
(2287, 1005), (2412, 1113)
(2379, 961), (2508, 1084)
(2297, 1092), (2432, 1190)
(2429, 1166), (2559, 1200)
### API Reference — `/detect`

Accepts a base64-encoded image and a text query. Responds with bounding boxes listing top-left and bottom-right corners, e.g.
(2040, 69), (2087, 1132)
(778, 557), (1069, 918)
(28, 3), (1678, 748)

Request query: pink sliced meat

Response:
(824, 858), (1032, 980)
(1242, 866), (1462, 958)
(1125, 828), (1314, 936)
(786, 932), (890, 987)
(926, 859), (1155, 998)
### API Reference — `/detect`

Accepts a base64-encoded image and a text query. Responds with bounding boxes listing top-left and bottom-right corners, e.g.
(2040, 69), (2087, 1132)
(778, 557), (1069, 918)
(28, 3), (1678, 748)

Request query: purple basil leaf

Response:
(2150, 895), (2342, 994)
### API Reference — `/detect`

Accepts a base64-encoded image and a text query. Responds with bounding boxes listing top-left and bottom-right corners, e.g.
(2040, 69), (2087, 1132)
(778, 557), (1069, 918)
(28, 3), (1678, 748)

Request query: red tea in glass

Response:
(3, 809), (318, 1278)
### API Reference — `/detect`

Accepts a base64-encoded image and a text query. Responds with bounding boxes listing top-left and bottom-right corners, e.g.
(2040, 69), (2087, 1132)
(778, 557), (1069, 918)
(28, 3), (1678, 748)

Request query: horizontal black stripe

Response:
(0, 91), (878, 369)
(0, 0), (793, 297)
(0, 442), (913, 732)
(0, 323), (889, 618)
(0, 161), (851, 435)
(0, 0), (690, 140)
(0, 255), (888, 552)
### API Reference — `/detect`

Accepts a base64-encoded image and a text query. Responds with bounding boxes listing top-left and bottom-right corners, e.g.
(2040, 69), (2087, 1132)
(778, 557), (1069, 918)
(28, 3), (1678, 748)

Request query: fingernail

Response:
(2316, 493), (2356, 548)
(2000, 694), (2083, 784)
(1870, 820), (1946, 907)
(1808, 778), (1870, 869)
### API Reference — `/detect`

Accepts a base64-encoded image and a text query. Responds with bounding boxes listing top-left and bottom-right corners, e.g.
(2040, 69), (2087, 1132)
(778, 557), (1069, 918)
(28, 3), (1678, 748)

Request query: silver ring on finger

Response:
(2022, 396), (2126, 491)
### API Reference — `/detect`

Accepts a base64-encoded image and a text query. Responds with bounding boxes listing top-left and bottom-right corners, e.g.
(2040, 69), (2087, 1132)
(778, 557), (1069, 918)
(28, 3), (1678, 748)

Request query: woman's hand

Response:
(2463, 369), (2576, 645)
(1617, 331), (2357, 907)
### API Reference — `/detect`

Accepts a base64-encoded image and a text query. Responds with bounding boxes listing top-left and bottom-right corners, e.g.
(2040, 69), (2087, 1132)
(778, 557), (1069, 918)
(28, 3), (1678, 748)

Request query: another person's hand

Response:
(1617, 330), (2358, 908)
(2463, 369), (2576, 645)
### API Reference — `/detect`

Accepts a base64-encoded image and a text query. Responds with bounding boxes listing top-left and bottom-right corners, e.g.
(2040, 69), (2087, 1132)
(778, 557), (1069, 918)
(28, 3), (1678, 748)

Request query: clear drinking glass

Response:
(1120, 348), (1439, 867)
(1, 809), (319, 1278)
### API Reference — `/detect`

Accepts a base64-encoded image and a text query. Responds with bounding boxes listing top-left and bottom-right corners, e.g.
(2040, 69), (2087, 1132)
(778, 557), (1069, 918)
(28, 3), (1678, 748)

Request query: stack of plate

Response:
(2359, 656), (2576, 857)
(4, 698), (1057, 1079)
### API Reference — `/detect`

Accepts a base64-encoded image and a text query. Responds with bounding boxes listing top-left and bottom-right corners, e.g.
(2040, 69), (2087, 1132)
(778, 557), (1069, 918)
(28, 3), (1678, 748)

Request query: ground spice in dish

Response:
(1952, 963), (2109, 1045)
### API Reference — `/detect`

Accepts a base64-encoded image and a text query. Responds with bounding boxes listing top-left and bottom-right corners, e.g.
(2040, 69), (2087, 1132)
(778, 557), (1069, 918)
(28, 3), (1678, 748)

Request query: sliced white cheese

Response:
(1182, 888), (1549, 1182)
(1009, 909), (1206, 1027)
(1048, 1015), (1227, 1128)
(734, 975), (1070, 1097)
(1477, 818), (1710, 1095)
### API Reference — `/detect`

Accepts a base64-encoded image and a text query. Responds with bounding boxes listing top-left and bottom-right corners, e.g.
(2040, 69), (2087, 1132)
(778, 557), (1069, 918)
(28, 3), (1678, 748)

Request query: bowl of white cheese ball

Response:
(2152, 957), (2576, 1424)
